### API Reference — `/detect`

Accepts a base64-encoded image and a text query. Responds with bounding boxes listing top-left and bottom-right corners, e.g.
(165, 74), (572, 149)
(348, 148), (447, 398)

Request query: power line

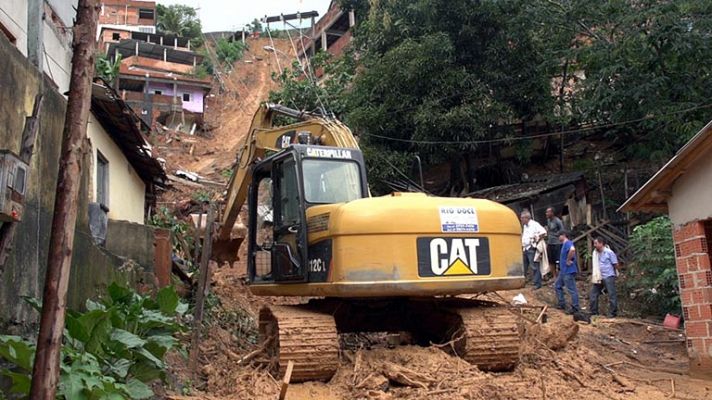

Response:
(362, 103), (712, 145)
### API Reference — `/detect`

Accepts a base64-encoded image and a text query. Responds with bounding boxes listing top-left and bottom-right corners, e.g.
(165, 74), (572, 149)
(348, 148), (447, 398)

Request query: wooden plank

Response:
(573, 220), (610, 243)
(188, 202), (216, 378)
(279, 360), (295, 400)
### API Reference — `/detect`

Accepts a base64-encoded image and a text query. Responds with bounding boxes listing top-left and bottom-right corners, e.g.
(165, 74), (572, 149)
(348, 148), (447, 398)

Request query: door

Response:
(272, 156), (307, 281)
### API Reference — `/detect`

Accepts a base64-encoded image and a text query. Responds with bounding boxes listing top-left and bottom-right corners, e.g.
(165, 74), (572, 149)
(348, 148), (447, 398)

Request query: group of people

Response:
(520, 208), (619, 317)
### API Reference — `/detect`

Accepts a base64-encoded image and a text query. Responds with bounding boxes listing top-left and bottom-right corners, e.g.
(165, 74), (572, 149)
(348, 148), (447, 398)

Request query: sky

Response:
(157, 0), (333, 32)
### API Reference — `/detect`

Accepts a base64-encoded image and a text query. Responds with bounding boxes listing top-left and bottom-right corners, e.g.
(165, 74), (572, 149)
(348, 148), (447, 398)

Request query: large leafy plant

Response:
(623, 216), (680, 317)
(0, 284), (187, 399)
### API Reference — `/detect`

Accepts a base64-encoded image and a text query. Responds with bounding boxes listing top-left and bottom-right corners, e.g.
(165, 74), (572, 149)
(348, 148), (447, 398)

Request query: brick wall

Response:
(99, 1), (156, 26)
(674, 219), (712, 379)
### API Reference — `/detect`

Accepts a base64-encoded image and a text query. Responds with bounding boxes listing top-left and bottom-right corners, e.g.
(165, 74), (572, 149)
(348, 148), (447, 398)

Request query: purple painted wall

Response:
(147, 82), (206, 113)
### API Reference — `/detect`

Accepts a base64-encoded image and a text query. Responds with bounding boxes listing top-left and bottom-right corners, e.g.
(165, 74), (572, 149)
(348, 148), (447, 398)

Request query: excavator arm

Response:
(214, 103), (359, 263)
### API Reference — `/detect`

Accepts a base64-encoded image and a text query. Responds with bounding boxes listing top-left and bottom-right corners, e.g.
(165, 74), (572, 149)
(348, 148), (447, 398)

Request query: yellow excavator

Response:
(215, 103), (525, 381)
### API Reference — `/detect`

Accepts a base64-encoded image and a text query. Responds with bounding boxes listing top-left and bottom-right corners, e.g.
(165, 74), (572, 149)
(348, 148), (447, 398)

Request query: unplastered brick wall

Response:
(674, 219), (712, 378)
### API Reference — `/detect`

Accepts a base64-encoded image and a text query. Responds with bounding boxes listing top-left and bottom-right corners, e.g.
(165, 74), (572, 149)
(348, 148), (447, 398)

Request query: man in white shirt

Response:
(521, 210), (547, 289)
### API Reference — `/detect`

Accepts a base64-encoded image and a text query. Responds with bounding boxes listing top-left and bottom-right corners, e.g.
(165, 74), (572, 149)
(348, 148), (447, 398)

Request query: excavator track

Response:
(258, 305), (339, 382)
(450, 305), (522, 371)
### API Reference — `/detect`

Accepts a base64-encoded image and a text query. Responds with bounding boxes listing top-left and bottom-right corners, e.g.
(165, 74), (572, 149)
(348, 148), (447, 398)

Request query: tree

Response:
(214, 38), (247, 66)
(94, 52), (122, 83)
(534, 0), (712, 162)
(249, 18), (263, 33)
(156, 4), (203, 47)
(344, 0), (557, 194)
(271, 0), (712, 194)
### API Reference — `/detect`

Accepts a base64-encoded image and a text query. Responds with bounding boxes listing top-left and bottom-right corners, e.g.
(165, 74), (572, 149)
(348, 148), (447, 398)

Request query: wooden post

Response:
(279, 360), (295, 400)
(597, 169), (608, 220)
(28, 1), (99, 398)
(0, 94), (43, 269)
(188, 202), (216, 377)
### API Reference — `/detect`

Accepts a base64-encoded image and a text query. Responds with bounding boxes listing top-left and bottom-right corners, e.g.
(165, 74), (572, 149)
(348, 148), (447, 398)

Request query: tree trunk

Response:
(29, 1), (100, 398)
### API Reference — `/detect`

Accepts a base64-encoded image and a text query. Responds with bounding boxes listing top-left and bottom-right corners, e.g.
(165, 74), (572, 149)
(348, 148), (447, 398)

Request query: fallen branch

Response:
(382, 362), (434, 389)
(237, 335), (274, 366)
(600, 363), (636, 391)
(641, 339), (685, 344)
(536, 305), (548, 324)
(606, 360), (685, 375)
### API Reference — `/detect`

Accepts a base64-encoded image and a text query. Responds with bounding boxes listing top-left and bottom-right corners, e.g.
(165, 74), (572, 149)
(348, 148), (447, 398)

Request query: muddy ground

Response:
(164, 266), (710, 400)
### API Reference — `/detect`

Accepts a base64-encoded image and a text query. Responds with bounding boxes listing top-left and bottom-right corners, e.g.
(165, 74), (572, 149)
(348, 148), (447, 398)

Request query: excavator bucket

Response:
(212, 237), (244, 266)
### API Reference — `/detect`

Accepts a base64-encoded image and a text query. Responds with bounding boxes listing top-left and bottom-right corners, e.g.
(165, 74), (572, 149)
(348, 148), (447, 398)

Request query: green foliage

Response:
(624, 216), (680, 317)
(214, 38), (247, 67)
(220, 169), (233, 180)
(192, 190), (211, 203)
(247, 18), (263, 34)
(268, 50), (355, 117)
(268, 0), (712, 192)
(534, 0), (712, 162)
(0, 284), (186, 399)
(156, 4), (203, 48)
(149, 207), (193, 259)
(95, 53), (122, 84)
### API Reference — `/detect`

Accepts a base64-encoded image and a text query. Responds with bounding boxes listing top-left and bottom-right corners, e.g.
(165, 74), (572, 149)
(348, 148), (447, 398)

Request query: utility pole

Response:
(29, 1), (100, 398)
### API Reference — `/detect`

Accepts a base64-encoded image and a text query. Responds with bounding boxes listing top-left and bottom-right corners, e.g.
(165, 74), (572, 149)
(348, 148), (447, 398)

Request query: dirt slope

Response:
(154, 37), (293, 206)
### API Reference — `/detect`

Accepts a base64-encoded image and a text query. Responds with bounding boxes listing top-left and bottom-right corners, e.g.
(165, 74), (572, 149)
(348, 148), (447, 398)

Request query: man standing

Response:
(545, 207), (564, 276)
(520, 210), (547, 289)
(556, 231), (580, 313)
(589, 237), (619, 317)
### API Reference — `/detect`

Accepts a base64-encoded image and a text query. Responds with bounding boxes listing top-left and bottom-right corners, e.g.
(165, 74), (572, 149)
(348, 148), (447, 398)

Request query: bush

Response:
(215, 38), (247, 66)
(0, 284), (187, 399)
(623, 216), (680, 318)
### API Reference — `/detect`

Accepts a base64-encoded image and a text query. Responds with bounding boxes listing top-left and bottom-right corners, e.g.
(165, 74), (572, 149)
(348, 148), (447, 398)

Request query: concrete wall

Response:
(0, 0), (28, 53)
(105, 219), (155, 270)
(0, 31), (151, 334)
(0, 0), (75, 92)
(99, 0), (156, 27)
(669, 156), (712, 226)
(87, 114), (147, 224)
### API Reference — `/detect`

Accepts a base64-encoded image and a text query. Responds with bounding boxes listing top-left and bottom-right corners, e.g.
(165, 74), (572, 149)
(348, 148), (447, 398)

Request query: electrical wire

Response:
(362, 102), (712, 145)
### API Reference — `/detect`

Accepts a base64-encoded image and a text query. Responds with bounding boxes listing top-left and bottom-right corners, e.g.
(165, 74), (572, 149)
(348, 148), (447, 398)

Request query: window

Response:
(254, 177), (273, 279)
(112, 32), (120, 41)
(138, 9), (155, 20)
(302, 160), (362, 204)
(96, 152), (109, 207)
(182, 93), (191, 102)
(153, 90), (162, 95)
(278, 160), (300, 228)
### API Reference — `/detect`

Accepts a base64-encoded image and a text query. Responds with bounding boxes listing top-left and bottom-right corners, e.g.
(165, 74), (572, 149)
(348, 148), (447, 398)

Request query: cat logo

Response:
(417, 237), (491, 277)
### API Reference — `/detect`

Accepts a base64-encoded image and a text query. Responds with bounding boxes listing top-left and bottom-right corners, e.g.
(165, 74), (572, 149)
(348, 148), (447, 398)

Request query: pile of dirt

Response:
(167, 278), (711, 400)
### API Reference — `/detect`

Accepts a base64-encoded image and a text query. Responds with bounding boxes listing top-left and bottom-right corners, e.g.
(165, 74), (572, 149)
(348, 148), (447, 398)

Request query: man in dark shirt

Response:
(556, 231), (580, 314)
(545, 207), (564, 276)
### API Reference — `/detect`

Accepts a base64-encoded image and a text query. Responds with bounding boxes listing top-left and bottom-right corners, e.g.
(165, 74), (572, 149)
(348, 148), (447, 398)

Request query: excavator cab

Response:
(246, 144), (368, 284)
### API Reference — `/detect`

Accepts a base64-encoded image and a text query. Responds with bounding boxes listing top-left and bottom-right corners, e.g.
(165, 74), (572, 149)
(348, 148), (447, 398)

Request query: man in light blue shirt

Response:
(589, 237), (619, 317)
